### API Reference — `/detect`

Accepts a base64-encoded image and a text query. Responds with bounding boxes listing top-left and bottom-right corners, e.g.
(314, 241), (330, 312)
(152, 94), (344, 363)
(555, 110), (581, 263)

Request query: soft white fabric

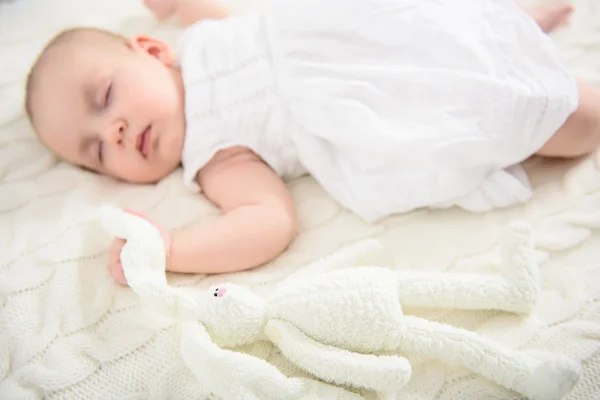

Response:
(100, 206), (581, 400)
(180, 0), (578, 222)
(1, 0), (600, 399)
(179, 16), (308, 192)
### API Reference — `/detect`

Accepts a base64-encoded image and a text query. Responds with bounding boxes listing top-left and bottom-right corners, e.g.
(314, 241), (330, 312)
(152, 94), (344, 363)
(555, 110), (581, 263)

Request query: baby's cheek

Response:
(154, 83), (180, 114)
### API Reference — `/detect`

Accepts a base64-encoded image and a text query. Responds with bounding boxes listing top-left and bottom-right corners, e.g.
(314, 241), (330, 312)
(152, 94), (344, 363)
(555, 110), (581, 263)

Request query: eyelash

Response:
(98, 141), (104, 164)
(97, 81), (112, 164)
(104, 83), (113, 108)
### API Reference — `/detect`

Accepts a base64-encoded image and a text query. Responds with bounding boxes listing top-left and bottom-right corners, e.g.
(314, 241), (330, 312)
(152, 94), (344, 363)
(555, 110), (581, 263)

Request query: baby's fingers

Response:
(110, 259), (128, 286)
(109, 238), (126, 260)
(108, 238), (128, 286)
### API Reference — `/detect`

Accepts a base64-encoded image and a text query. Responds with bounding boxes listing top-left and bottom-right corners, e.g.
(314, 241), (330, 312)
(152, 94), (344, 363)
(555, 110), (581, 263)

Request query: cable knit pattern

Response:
(1, 0), (600, 399)
(98, 210), (580, 400)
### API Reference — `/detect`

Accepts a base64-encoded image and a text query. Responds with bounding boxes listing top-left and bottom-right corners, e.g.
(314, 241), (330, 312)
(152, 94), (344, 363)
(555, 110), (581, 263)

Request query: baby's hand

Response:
(107, 209), (172, 286)
(143, 0), (178, 20)
(108, 237), (128, 286)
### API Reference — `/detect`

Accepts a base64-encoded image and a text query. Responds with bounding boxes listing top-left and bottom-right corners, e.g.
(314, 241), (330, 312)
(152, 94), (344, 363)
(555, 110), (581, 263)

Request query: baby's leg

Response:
(516, 1), (574, 33)
(536, 81), (600, 158)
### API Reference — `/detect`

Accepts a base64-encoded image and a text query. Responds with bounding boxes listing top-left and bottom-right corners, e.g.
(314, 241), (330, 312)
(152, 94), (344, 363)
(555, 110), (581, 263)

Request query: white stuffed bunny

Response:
(100, 206), (581, 400)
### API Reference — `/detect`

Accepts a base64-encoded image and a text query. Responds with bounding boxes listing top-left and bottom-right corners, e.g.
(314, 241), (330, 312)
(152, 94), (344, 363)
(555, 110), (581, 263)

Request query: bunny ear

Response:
(180, 320), (297, 399)
(180, 321), (362, 400)
(99, 205), (359, 399)
(100, 204), (166, 275)
(99, 205), (125, 238)
(99, 205), (196, 319)
(100, 205), (148, 240)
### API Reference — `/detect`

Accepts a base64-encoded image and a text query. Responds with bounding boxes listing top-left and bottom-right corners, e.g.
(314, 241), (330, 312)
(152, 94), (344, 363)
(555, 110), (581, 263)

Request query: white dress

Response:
(179, 0), (578, 222)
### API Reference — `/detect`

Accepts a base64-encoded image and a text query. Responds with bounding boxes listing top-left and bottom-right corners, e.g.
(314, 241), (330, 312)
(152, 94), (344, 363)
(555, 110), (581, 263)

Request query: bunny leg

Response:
(180, 321), (361, 400)
(399, 316), (580, 400)
(265, 319), (412, 393)
(395, 222), (539, 313)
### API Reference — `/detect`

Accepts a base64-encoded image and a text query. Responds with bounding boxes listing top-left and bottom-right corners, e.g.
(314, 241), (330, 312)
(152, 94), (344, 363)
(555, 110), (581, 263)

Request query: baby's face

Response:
(31, 33), (186, 183)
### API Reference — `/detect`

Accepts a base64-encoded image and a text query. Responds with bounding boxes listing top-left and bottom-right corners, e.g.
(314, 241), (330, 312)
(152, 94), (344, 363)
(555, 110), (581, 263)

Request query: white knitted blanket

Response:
(1, 0), (600, 399)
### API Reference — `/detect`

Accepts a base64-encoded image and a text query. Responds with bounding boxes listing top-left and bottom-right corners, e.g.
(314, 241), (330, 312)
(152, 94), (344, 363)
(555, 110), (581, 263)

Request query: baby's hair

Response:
(24, 27), (126, 127)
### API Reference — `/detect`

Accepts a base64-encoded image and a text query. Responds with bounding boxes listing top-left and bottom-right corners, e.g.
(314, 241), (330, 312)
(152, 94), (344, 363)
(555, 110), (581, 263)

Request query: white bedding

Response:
(1, 0), (599, 399)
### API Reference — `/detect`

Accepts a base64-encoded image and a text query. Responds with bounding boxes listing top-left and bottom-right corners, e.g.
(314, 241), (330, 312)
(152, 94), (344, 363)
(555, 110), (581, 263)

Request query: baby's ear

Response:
(128, 35), (175, 66)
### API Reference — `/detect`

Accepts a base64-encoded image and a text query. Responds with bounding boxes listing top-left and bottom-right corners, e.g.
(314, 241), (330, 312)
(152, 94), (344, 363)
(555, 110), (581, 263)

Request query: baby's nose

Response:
(106, 119), (128, 145)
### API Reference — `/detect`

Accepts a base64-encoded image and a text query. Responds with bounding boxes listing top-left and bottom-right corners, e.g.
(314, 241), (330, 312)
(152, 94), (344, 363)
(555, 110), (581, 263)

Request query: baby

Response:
(25, 0), (600, 285)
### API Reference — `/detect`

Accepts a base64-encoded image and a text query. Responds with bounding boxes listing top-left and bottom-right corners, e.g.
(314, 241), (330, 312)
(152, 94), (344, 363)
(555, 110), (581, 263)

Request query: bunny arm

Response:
(180, 321), (362, 400)
(394, 272), (537, 313)
(399, 316), (580, 400)
(395, 222), (540, 314)
(265, 319), (412, 393)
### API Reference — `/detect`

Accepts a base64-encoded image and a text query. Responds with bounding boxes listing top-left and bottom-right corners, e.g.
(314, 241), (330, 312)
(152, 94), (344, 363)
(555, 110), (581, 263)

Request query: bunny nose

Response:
(217, 287), (227, 297)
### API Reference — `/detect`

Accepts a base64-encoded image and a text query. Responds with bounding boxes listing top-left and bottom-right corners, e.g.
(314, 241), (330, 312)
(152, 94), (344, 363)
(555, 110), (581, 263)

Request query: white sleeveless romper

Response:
(179, 0), (578, 222)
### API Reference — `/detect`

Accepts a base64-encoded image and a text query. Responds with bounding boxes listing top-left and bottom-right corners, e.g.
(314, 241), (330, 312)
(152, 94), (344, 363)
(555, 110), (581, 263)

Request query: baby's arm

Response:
(144, 0), (230, 25)
(168, 146), (297, 274)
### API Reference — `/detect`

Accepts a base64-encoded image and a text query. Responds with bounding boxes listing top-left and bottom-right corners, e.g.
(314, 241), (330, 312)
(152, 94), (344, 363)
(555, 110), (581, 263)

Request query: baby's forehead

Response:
(31, 33), (117, 127)
(36, 32), (124, 93)
(32, 29), (127, 101)
(51, 28), (124, 49)
(46, 30), (123, 63)
(34, 48), (97, 106)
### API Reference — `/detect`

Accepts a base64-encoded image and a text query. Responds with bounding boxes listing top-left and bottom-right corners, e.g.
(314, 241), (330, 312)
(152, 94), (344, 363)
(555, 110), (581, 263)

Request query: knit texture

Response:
(100, 207), (580, 400)
(1, 0), (600, 399)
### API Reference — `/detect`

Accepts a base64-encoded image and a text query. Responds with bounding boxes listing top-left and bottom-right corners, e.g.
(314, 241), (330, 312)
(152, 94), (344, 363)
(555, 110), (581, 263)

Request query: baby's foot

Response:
(524, 3), (574, 33)
(144, 0), (177, 20)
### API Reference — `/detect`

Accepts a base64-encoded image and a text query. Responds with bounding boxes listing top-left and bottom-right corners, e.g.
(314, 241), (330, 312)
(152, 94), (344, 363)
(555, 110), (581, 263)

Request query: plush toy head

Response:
(198, 283), (267, 348)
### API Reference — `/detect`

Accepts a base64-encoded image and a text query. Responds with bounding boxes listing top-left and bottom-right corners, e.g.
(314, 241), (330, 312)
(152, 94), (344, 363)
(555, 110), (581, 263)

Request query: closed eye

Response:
(104, 82), (113, 108)
(97, 140), (104, 164)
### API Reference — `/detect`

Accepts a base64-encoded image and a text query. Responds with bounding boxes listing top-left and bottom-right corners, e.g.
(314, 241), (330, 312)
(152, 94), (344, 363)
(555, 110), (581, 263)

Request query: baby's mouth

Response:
(136, 125), (152, 158)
